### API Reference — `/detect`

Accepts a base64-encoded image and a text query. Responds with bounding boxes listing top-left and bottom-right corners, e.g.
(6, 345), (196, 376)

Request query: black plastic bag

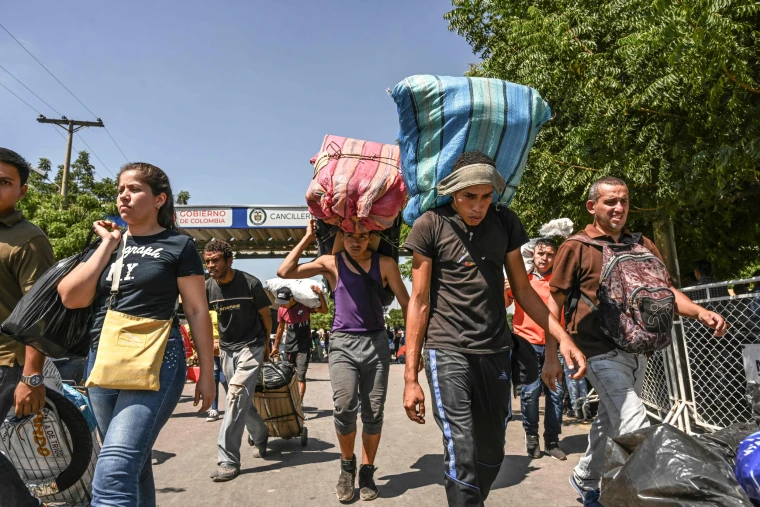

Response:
(256, 360), (295, 391)
(602, 424), (754, 506)
(0, 235), (99, 358)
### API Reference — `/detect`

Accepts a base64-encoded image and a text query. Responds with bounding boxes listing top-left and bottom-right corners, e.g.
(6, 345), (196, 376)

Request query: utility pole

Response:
(37, 115), (105, 199)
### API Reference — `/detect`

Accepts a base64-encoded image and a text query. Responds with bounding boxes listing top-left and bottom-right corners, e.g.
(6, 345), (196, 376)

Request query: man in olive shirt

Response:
(0, 148), (55, 506)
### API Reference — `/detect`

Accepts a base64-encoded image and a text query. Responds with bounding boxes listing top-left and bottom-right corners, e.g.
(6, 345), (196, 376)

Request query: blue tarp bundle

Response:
(392, 75), (551, 225)
(736, 430), (760, 502)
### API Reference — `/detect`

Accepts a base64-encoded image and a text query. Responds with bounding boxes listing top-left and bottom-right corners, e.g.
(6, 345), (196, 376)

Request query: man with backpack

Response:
(402, 151), (586, 507)
(0, 148), (55, 506)
(543, 176), (727, 507)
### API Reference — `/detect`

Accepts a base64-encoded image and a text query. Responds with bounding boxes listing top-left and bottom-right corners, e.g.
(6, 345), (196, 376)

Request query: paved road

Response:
(152, 362), (589, 506)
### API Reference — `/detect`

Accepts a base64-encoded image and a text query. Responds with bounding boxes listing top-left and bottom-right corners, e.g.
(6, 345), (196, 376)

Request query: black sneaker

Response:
(525, 434), (542, 458)
(336, 455), (357, 503)
(252, 437), (268, 459)
(210, 465), (240, 482)
(545, 441), (567, 461)
(358, 464), (379, 501)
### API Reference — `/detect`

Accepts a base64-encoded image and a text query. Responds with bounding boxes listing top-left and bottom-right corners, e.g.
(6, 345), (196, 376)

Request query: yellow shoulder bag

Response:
(85, 232), (173, 391)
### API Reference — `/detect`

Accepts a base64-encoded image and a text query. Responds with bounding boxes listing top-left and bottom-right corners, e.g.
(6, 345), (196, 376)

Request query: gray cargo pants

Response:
(217, 344), (269, 468)
(329, 330), (390, 436)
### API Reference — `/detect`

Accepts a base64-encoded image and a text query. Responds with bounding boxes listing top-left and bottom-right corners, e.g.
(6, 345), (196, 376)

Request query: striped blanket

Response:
(392, 75), (551, 225)
(306, 135), (406, 233)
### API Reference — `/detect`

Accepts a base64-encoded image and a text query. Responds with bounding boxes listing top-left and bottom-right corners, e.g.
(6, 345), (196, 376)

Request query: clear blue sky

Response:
(0, 0), (476, 282)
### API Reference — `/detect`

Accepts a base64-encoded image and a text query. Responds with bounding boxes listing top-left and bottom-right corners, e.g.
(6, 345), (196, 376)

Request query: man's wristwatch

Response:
(20, 374), (44, 388)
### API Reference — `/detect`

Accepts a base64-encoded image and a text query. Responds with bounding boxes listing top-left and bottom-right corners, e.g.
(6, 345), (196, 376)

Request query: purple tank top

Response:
(332, 252), (386, 334)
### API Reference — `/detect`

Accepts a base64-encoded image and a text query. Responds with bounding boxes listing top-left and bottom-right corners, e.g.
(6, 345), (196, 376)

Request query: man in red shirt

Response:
(272, 286), (327, 402)
(506, 238), (567, 461)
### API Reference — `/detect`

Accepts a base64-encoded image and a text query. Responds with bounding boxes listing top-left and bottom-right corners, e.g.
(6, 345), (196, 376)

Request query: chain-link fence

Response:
(641, 277), (760, 433)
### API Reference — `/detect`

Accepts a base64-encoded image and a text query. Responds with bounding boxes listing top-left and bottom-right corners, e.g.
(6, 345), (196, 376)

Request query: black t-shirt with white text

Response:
(404, 204), (529, 354)
(206, 270), (271, 352)
(86, 229), (205, 349)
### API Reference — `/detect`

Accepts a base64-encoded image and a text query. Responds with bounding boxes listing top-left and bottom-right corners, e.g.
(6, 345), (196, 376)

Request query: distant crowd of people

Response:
(1, 145), (748, 507)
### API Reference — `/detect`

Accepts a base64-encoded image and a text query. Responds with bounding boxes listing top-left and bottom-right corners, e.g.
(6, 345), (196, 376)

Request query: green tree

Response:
(310, 298), (335, 331)
(446, 0), (760, 280)
(385, 308), (405, 329)
(176, 190), (191, 205)
(20, 151), (118, 259)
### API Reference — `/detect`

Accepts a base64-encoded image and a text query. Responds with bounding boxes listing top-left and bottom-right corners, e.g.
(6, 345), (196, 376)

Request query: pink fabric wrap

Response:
(306, 135), (406, 233)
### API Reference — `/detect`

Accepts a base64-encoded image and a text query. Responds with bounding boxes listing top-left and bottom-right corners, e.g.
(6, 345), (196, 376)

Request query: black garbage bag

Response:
(256, 360), (295, 391)
(698, 422), (760, 471)
(602, 423), (754, 506)
(0, 235), (99, 358)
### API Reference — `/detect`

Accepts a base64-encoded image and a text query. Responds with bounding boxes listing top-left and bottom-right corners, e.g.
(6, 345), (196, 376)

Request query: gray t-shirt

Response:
(404, 204), (528, 354)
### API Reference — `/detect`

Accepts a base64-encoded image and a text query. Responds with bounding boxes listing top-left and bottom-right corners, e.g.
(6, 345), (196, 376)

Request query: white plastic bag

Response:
(264, 278), (326, 309)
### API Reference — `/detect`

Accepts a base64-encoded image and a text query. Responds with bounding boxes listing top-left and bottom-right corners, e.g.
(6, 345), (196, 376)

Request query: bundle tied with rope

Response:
(306, 135), (406, 234)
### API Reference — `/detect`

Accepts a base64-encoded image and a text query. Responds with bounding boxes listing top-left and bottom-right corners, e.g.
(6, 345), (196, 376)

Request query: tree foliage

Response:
(446, 0), (760, 279)
(19, 151), (118, 260)
(310, 297), (335, 331)
(385, 308), (405, 329)
(176, 190), (191, 205)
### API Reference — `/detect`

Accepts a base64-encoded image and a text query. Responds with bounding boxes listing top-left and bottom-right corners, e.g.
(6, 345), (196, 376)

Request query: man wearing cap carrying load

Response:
(403, 151), (587, 507)
(271, 285), (328, 403)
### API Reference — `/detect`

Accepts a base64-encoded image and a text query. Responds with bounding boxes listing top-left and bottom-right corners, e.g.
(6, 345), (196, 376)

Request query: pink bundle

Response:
(306, 135), (406, 233)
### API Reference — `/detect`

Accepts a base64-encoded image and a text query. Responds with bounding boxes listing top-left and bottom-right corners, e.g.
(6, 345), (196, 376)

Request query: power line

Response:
(76, 133), (116, 178)
(0, 63), (62, 116)
(0, 22), (99, 119)
(1, 22), (130, 163)
(104, 127), (129, 163)
(0, 82), (112, 180)
(0, 79), (42, 114)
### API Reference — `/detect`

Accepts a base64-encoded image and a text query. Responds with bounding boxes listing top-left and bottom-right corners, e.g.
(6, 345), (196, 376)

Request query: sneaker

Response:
(569, 473), (603, 507)
(525, 434), (542, 459)
(358, 464), (379, 501)
(336, 455), (357, 503)
(252, 437), (268, 459)
(210, 465), (239, 482)
(545, 441), (567, 461)
(205, 409), (219, 422)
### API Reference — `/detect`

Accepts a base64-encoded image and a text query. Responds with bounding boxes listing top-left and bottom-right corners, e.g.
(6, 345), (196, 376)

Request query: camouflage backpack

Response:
(567, 233), (675, 353)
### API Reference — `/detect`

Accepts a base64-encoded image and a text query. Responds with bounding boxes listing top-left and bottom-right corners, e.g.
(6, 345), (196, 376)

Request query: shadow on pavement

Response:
(152, 450), (176, 465)
(303, 407), (333, 421)
(377, 454), (444, 498)
(560, 434), (588, 455)
(491, 454), (540, 489)
(239, 437), (341, 476)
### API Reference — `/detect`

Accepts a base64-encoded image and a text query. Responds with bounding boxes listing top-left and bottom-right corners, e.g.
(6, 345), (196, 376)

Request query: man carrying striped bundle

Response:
(402, 151), (586, 507)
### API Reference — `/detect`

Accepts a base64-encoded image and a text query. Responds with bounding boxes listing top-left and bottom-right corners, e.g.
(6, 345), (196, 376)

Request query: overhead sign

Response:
(177, 208), (233, 228)
(247, 207), (312, 228)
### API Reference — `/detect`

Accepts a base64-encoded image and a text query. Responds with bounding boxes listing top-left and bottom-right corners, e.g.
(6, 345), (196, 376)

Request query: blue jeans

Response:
(86, 328), (187, 507)
(563, 357), (589, 412)
(211, 355), (228, 411)
(520, 344), (564, 441)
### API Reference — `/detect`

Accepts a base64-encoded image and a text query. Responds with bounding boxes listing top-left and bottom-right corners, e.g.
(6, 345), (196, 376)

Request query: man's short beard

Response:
(607, 221), (624, 230)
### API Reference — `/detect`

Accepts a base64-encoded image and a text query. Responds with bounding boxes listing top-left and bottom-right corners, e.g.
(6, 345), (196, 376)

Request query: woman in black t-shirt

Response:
(59, 162), (215, 506)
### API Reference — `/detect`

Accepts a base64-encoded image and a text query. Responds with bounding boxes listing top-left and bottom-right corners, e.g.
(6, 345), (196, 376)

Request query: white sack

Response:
(264, 278), (326, 308)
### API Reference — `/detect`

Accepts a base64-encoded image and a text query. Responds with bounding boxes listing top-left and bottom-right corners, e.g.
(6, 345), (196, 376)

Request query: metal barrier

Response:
(640, 276), (760, 433)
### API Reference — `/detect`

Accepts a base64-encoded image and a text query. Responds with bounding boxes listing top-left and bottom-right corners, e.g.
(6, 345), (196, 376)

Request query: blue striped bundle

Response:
(392, 75), (551, 225)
